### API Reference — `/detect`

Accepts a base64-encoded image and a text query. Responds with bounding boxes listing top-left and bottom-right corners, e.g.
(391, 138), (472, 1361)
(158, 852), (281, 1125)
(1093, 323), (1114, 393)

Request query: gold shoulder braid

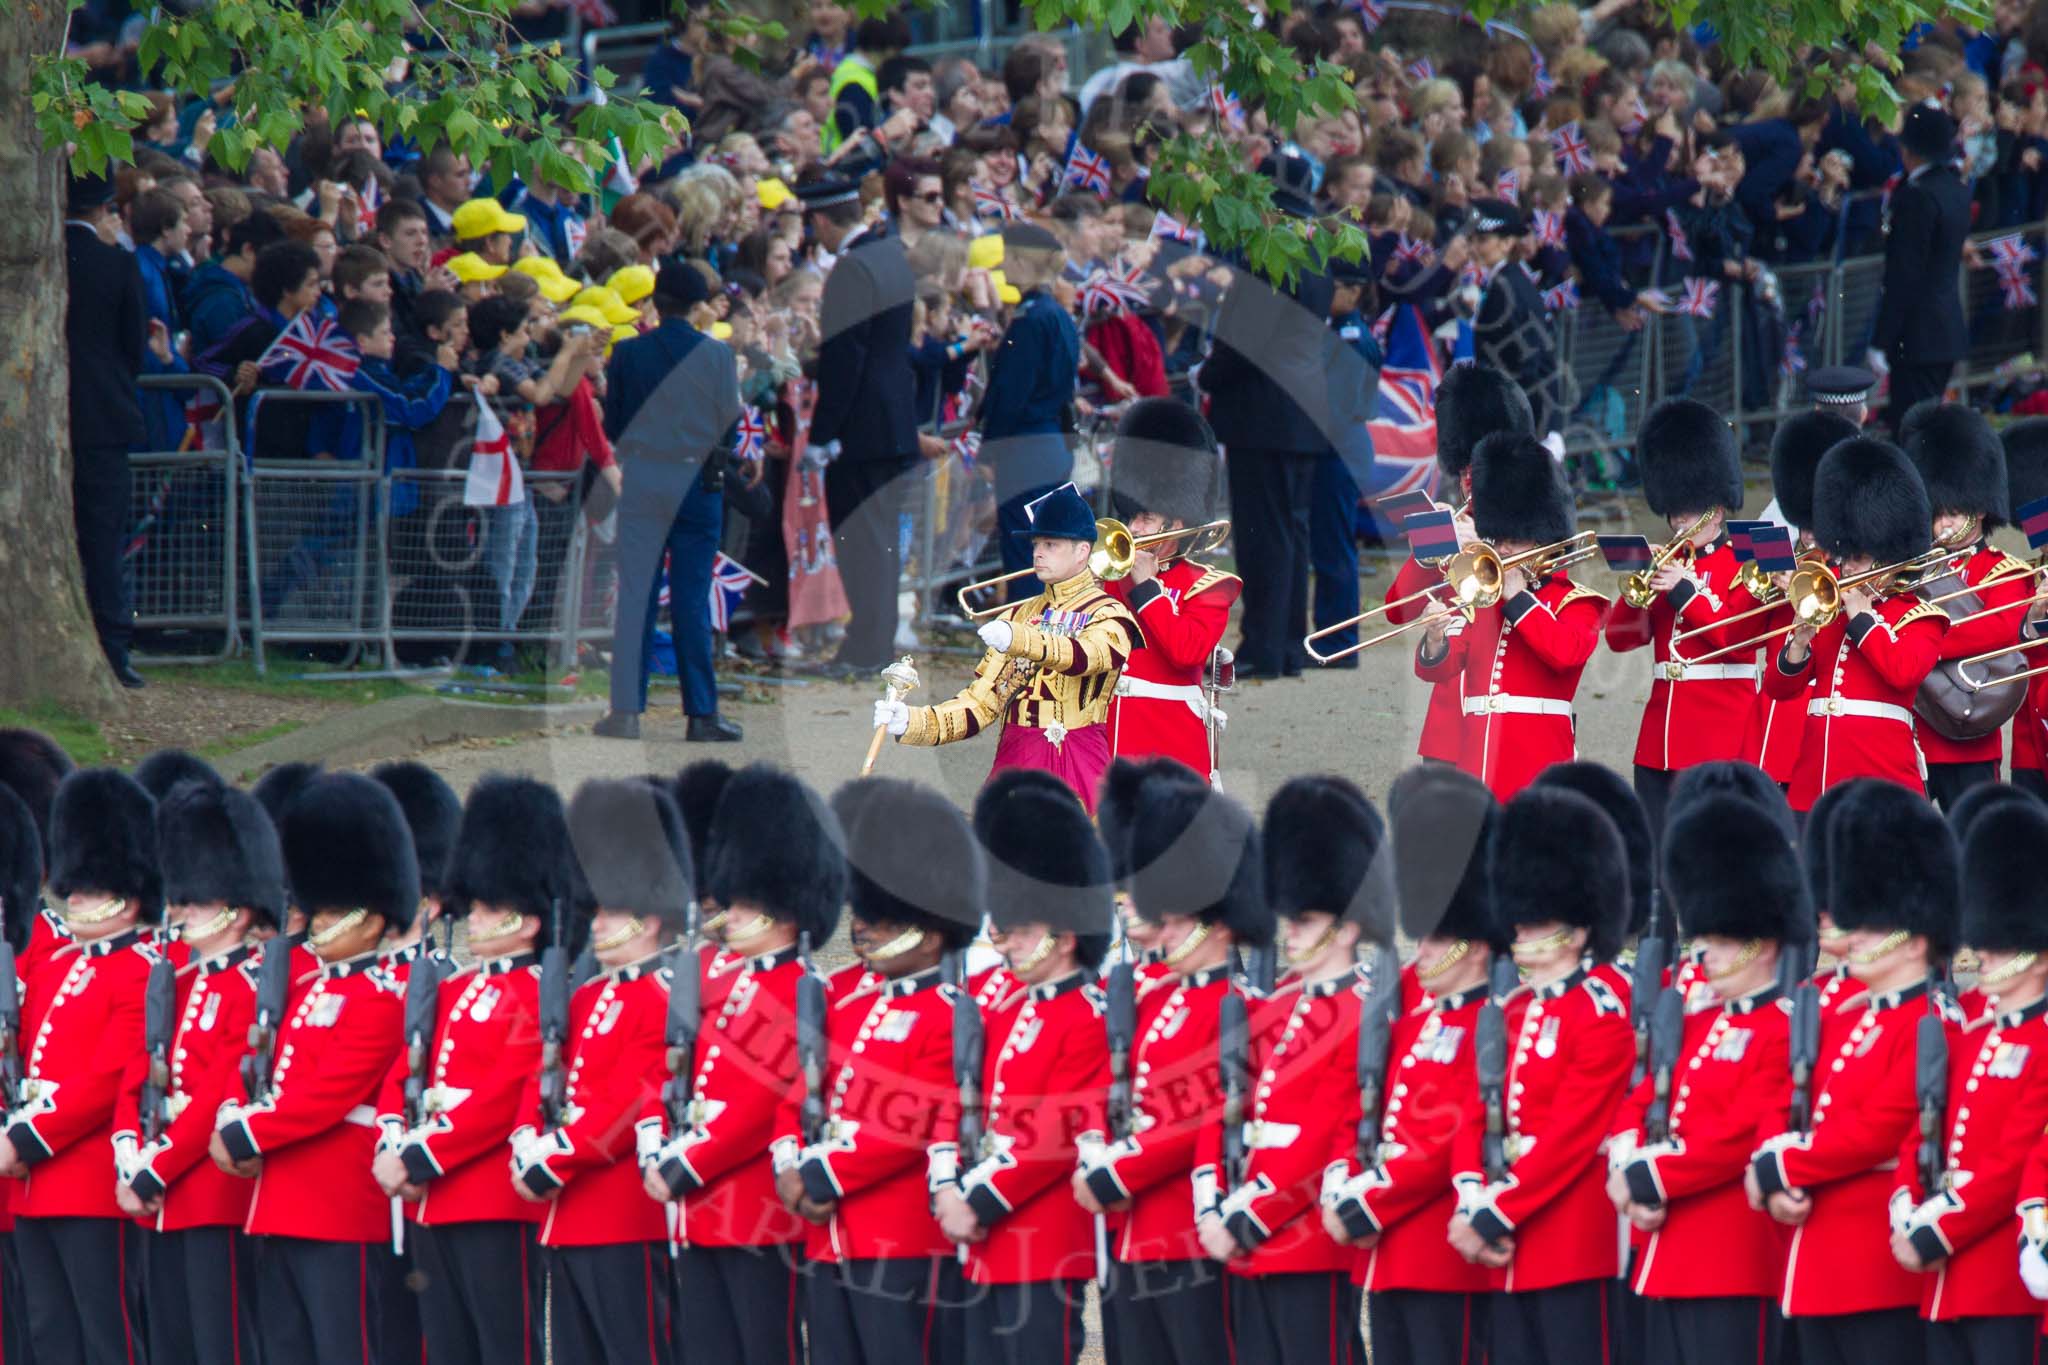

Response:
(1895, 601), (1949, 630)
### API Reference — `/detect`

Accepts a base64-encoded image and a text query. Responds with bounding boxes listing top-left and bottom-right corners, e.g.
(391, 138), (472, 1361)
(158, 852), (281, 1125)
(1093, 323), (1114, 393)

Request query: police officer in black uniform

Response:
(1469, 199), (1565, 439)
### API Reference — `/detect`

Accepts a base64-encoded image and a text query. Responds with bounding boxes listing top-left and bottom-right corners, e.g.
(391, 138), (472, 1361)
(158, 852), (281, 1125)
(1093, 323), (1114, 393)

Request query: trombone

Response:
(1619, 510), (1718, 610)
(1955, 633), (2048, 691)
(953, 518), (1231, 620)
(1304, 531), (1600, 664)
(1688, 547), (1956, 665)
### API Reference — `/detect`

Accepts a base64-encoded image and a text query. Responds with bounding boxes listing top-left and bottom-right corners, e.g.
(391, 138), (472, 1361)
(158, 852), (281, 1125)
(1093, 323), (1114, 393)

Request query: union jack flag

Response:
(1675, 277), (1719, 318)
(353, 177), (383, 234)
(1998, 266), (2039, 309)
(1458, 260), (1485, 291)
(1210, 88), (1246, 128)
(1392, 234), (1435, 269)
(1780, 328), (1808, 380)
(1550, 121), (1594, 175)
(971, 183), (1017, 220)
(1406, 58), (1435, 84)
(1532, 210), (1565, 249)
(1078, 265), (1150, 317)
(1665, 209), (1693, 262)
(1542, 279), (1579, 311)
(259, 312), (360, 391)
(1347, 0), (1385, 31)
(1064, 145), (1113, 196)
(708, 552), (754, 633)
(1370, 307), (1393, 351)
(1365, 304), (1446, 502)
(733, 405), (766, 461)
(1986, 232), (2039, 271)
(1531, 51), (1556, 99)
(1618, 94), (1646, 138)
(1495, 169), (1521, 204)
(952, 429), (982, 465)
(181, 390), (223, 451)
(1150, 210), (1200, 244)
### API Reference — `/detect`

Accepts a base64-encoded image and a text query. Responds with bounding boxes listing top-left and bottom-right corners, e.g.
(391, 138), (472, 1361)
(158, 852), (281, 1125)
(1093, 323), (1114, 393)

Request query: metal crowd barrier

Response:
(129, 374), (240, 664)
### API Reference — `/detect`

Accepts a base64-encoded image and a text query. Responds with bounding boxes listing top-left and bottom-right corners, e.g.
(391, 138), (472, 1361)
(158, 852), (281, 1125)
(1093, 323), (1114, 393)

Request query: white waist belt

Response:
(1656, 662), (1758, 683)
(1463, 695), (1574, 718)
(1807, 697), (1913, 725)
(1115, 675), (1218, 725)
(344, 1104), (379, 1128)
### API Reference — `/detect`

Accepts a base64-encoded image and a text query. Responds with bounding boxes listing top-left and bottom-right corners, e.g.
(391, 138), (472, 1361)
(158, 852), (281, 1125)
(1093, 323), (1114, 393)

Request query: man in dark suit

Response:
(593, 258), (744, 742)
(1469, 199), (1565, 437)
(803, 174), (924, 679)
(1874, 102), (1969, 425)
(64, 171), (151, 689)
(1197, 150), (1337, 680)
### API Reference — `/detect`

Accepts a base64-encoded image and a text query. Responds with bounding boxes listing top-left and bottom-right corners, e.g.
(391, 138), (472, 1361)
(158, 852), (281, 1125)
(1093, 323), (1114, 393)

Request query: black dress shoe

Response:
(114, 662), (147, 690)
(686, 714), (744, 742)
(1232, 664), (1286, 682)
(593, 711), (641, 740)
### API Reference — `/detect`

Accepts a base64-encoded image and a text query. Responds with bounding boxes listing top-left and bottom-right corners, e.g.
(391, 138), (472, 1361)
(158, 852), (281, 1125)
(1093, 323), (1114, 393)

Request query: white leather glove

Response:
(873, 698), (910, 736)
(2023, 1239), (2048, 1299)
(977, 618), (1014, 653)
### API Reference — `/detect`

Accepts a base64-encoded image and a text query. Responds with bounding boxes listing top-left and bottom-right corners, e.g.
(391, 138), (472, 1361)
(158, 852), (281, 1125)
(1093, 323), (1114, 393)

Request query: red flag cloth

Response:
(779, 379), (850, 630)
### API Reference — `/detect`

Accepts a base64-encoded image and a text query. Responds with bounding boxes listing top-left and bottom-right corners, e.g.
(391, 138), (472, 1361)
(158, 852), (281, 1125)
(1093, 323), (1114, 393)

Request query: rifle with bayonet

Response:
(1915, 969), (1950, 1197)
(536, 900), (570, 1134)
(241, 935), (292, 1104)
(1629, 888), (1670, 1089)
(139, 956), (177, 1145)
(656, 901), (705, 1205)
(1783, 940), (1820, 1134)
(1477, 955), (1519, 1187)
(1335, 944), (1402, 1240)
(796, 932), (827, 1147)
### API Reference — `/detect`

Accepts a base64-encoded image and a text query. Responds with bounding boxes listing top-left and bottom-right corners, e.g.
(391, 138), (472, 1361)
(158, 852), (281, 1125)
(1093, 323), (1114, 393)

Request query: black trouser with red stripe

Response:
(1796, 1306), (1926, 1365)
(1230, 1271), (1364, 1364)
(1926, 1314), (2045, 1365)
(144, 1225), (259, 1365)
(1642, 1294), (1781, 1365)
(1110, 1258), (1230, 1365)
(806, 1255), (967, 1365)
(1490, 1279), (1614, 1365)
(252, 1235), (376, 1365)
(13, 1215), (140, 1365)
(1370, 1288), (1488, 1364)
(546, 1241), (673, 1365)
(964, 1278), (1088, 1365)
(673, 1244), (803, 1365)
(410, 1220), (542, 1365)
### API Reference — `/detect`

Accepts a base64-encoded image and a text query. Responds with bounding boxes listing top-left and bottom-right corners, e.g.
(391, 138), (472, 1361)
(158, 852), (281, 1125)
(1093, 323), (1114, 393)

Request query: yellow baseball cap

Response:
(987, 269), (1022, 305)
(608, 264), (656, 306)
(757, 177), (795, 211)
(711, 321), (733, 340)
(558, 304), (612, 331)
(512, 257), (579, 303)
(450, 198), (527, 240)
(968, 234), (1005, 271)
(611, 323), (639, 347)
(571, 286), (640, 326)
(446, 252), (508, 284)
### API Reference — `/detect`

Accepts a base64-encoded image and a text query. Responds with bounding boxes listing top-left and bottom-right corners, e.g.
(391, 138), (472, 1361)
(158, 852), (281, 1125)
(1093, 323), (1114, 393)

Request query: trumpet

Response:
(1689, 547), (1955, 665)
(1619, 510), (1718, 610)
(953, 518), (1231, 621)
(1305, 531), (1599, 664)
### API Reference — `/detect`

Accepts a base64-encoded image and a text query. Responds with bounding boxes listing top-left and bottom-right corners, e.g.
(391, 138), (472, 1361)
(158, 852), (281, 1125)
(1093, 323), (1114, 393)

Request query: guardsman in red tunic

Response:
(1073, 767), (1267, 1365)
(207, 773), (413, 1365)
(932, 770), (1112, 1364)
(1417, 433), (1606, 800)
(509, 779), (688, 1365)
(1193, 776), (1390, 1363)
(1762, 438), (1949, 811)
(1747, 781), (1959, 1365)
(0, 728), (75, 973)
(114, 780), (286, 1365)
(372, 775), (578, 1365)
(1898, 404), (2037, 812)
(1605, 795), (1806, 1364)
(769, 777), (981, 1365)
(0, 770), (160, 1364)
(1740, 412), (1860, 789)
(643, 765), (845, 1365)
(1383, 365), (1535, 762)
(1604, 399), (1765, 836)
(1891, 797), (2048, 1361)
(1325, 765), (1501, 1364)
(2001, 421), (2048, 803)
(1101, 398), (1239, 785)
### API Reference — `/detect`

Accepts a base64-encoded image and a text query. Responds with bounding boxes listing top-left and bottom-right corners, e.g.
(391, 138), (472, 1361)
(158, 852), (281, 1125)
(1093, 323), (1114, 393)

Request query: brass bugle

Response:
(1688, 547), (1956, 664)
(953, 518), (1232, 620)
(1619, 509), (1718, 610)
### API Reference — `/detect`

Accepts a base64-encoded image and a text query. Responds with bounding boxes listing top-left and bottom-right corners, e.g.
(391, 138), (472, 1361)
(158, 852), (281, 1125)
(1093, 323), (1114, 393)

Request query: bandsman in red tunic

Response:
(1604, 399), (1765, 836)
(1073, 766), (1269, 1365)
(1448, 786), (1636, 1365)
(1325, 763), (1501, 1363)
(2001, 421), (2048, 803)
(1748, 781), (1959, 1365)
(1762, 439), (1949, 811)
(1417, 433), (1607, 799)
(115, 780), (286, 1365)
(1101, 399), (1239, 786)
(1196, 776), (1392, 1364)
(644, 764), (845, 1365)
(1605, 794), (1807, 1365)
(208, 772), (414, 1365)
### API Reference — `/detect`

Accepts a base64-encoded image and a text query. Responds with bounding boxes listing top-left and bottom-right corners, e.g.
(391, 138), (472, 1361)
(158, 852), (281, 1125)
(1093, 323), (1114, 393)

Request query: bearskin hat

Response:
(1487, 786), (1629, 961)
(370, 762), (461, 902)
(133, 749), (221, 801)
(1435, 365), (1534, 486)
(0, 788), (43, 953)
(1262, 775), (1395, 948)
(1471, 432), (1575, 547)
(1662, 794), (1809, 944)
(1900, 401), (2009, 526)
(1961, 800), (2048, 953)
(671, 761), (736, 898)
(1668, 761), (1796, 842)
(705, 765), (848, 948)
(1387, 764), (1499, 947)
(1945, 781), (2041, 846)
(1812, 438), (1932, 567)
(1638, 398), (1743, 520)
(157, 781), (288, 930)
(0, 727), (74, 866)
(973, 769), (1113, 967)
(49, 768), (161, 923)
(2002, 417), (2048, 518)
(567, 779), (692, 929)
(1097, 758), (1205, 886)
(1826, 780), (1959, 958)
(280, 773), (421, 933)
(444, 775), (589, 952)
(1770, 410), (1860, 532)
(1111, 399), (1223, 526)
(1799, 778), (1871, 917)
(1125, 777), (1270, 947)
(250, 761), (321, 825)
(830, 778), (981, 951)
(1532, 762), (1653, 942)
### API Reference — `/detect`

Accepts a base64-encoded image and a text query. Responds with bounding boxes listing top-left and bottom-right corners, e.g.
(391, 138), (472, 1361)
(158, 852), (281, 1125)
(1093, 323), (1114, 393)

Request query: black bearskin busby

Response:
(49, 768), (162, 923)
(671, 760), (736, 899)
(1812, 438), (1932, 567)
(1668, 761), (1796, 841)
(705, 765), (848, 949)
(1471, 432), (1575, 547)
(1387, 764), (1499, 948)
(1435, 365), (1534, 487)
(1097, 758), (1204, 887)
(280, 773), (421, 933)
(1532, 762), (1653, 941)
(1487, 786), (1629, 962)
(133, 748), (221, 801)
(973, 769), (1113, 968)
(1263, 775), (1394, 949)
(1111, 399), (1223, 527)
(1945, 780), (2041, 845)
(1960, 799), (2048, 952)
(0, 727), (74, 865)
(567, 779), (691, 929)
(1900, 401), (2009, 525)
(1826, 780), (1959, 958)
(1799, 778), (1871, 916)
(0, 788), (43, 952)
(1125, 776), (1270, 947)
(157, 781), (288, 930)
(832, 778), (983, 951)
(1637, 397), (1743, 519)
(371, 762), (460, 903)
(250, 761), (321, 826)
(444, 775), (589, 953)
(1770, 410), (1860, 533)
(1662, 794), (1809, 944)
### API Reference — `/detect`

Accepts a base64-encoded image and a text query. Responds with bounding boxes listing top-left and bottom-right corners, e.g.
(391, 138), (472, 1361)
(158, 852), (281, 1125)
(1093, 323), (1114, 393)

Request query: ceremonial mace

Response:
(860, 656), (921, 776)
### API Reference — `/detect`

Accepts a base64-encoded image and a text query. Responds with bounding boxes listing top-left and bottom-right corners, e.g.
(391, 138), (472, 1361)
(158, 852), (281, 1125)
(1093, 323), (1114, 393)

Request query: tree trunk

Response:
(0, 7), (121, 716)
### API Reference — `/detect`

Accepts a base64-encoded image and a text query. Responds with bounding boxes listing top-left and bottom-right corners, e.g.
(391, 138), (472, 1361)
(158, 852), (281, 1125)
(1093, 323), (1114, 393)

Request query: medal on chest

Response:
(199, 991), (221, 1032)
(469, 985), (501, 1024)
(1534, 1015), (1560, 1059)
(1712, 1026), (1752, 1063)
(1989, 1041), (2031, 1079)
